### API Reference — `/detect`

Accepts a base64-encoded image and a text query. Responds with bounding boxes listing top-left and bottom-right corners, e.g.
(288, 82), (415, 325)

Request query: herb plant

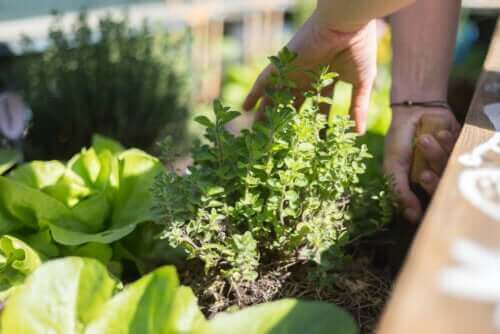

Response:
(15, 14), (191, 160)
(154, 49), (393, 291)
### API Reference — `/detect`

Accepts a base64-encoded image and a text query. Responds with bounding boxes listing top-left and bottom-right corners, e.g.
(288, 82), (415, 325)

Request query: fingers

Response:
(385, 161), (422, 223)
(349, 80), (373, 135)
(436, 129), (456, 153)
(417, 129), (457, 195)
(417, 134), (448, 175)
(243, 65), (273, 112)
(419, 169), (440, 194)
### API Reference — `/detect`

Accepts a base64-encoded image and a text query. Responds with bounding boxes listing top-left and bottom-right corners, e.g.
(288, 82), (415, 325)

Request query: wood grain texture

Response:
(377, 19), (500, 334)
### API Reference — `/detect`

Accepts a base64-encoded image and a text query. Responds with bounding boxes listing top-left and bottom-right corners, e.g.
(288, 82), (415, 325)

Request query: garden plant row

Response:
(0, 49), (393, 333)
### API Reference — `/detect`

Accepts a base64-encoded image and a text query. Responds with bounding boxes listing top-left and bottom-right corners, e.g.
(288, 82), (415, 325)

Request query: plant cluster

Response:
(0, 257), (357, 334)
(154, 49), (393, 288)
(15, 14), (191, 160)
(0, 135), (165, 298)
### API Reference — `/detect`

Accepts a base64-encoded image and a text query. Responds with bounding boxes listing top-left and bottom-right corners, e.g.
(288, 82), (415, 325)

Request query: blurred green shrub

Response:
(15, 14), (191, 160)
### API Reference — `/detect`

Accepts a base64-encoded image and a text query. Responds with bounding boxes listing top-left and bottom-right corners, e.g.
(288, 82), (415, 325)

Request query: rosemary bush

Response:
(15, 14), (191, 160)
(154, 49), (392, 286)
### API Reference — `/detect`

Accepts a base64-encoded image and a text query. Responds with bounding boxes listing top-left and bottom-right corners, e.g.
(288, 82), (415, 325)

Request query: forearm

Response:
(315, 0), (415, 31)
(391, 0), (461, 103)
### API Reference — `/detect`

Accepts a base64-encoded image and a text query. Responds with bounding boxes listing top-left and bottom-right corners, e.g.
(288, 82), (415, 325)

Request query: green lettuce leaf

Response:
(0, 235), (42, 300)
(63, 243), (113, 265)
(202, 299), (357, 334)
(0, 149), (21, 175)
(1, 257), (205, 334)
(21, 229), (60, 258)
(0, 177), (83, 234)
(0, 136), (163, 247)
(1, 257), (117, 333)
(111, 149), (163, 227)
(1, 257), (356, 334)
(8, 160), (66, 189)
(92, 134), (125, 156)
(84, 266), (204, 334)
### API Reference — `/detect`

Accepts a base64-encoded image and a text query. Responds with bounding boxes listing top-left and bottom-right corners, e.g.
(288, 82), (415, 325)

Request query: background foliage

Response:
(14, 14), (191, 160)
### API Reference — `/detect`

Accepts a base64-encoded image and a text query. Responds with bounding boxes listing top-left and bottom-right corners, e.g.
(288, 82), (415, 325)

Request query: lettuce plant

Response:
(154, 49), (392, 286)
(0, 149), (19, 175)
(0, 235), (41, 300)
(0, 257), (357, 334)
(0, 135), (163, 272)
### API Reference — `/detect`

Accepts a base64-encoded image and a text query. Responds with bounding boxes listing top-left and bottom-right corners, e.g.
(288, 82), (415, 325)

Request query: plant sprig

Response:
(153, 48), (393, 283)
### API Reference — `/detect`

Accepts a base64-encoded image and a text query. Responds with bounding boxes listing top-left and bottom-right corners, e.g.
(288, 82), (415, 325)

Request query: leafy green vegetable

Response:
(204, 299), (356, 334)
(1, 257), (357, 334)
(0, 135), (163, 247)
(1, 257), (116, 333)
(0, 235), (41, 300)
(154, 48), (393, 285)
(84, 266), (202, 334)
(0, 149), (20, 175)
(0, 135), (164, 288)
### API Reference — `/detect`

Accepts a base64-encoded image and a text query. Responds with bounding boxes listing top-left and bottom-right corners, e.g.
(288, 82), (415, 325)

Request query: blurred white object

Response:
(0, 92), (31, 141)
(459, 168), (500, 221)
(440, 239), (500, 328)
(459, 133), (500, 167)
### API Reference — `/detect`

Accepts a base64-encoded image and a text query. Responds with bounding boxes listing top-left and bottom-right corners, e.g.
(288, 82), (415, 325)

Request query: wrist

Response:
(312, 7), (366, 33)
(391, 85), (448, 104)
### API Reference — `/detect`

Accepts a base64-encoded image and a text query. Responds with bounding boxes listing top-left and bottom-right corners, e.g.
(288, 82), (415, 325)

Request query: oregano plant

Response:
(153, 48), (393, 299)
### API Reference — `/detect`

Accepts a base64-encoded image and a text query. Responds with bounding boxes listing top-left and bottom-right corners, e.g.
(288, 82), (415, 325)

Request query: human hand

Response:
(384, 107), (460, 223)
(243, 12), (377, 134)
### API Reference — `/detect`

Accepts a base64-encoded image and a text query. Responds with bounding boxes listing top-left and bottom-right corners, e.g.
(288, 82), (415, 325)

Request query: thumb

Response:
(243, 65), (272, 111)
(349, 80), (373, 134)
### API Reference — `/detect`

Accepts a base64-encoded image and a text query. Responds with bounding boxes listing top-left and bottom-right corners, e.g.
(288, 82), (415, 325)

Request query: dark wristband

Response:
(390, 100), (451, 110)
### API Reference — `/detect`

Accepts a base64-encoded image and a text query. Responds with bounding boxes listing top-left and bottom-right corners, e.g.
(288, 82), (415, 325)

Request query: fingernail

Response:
(404, 208), (420, 222)
(419, 135), (431, 147)
(437, 130), (452, 141)
(420, 170), (433, 184)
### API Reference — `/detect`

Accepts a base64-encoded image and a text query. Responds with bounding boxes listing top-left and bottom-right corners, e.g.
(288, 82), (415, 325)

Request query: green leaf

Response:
(49, 223), (136, 246)
(1, 257), (116, 333)
(22, 229), (60, 258)
(43, 170), (92, 207)
(194, 116), (214, 128)
(85, 267), (203, 334)
(205, 186), (225, 197)
(1, 257), (207, 334)
(71, 193), (111, 233)
(0, 235), (42, 299)
(92, 134), (125, 155)
(219, 110), (241, 124)
(111, 149), (164, 227)
(67, 243), (113, 265)
(202, 299), (357, 334)
(68, 148), (101, 185)
(8, 160), (66, 189)
(0, 144), (164, 247)
(0, 177), (83, 234)
(0, 149), (20, 175)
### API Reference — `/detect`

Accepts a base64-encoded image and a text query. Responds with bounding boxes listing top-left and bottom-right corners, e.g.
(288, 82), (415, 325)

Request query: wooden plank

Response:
(462, 0), (500, 10)
(377, 19), (500, 334)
